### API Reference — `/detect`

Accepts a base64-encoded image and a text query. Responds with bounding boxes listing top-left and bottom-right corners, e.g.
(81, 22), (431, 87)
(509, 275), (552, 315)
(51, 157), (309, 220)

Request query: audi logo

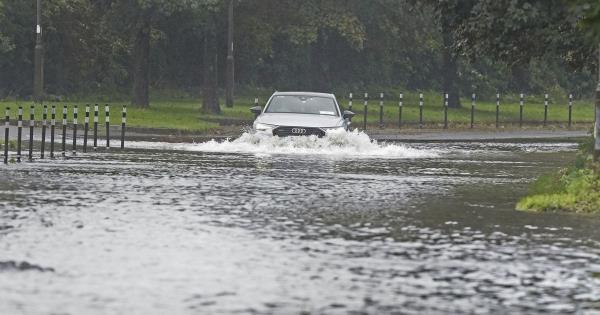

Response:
(291, 128), (307, 134)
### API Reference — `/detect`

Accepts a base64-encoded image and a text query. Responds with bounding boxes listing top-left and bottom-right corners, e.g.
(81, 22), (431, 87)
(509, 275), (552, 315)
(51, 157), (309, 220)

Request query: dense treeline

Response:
(0, 0), (599, 110)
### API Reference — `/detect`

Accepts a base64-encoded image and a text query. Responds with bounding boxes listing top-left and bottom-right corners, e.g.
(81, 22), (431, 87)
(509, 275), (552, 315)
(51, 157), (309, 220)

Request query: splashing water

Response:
(128, 130), (439, 159)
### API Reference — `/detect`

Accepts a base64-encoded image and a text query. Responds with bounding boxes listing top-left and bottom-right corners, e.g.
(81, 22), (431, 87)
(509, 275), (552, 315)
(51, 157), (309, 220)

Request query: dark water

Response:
(1, 137), (600, 314)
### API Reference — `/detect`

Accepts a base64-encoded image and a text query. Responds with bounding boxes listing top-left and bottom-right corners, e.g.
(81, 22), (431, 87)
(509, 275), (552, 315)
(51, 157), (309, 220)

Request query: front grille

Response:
(273, 126), (325, 137)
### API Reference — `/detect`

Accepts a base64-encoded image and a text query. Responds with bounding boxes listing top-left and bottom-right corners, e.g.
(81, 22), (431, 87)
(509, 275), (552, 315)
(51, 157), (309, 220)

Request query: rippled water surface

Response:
(1, 132), (600, 314)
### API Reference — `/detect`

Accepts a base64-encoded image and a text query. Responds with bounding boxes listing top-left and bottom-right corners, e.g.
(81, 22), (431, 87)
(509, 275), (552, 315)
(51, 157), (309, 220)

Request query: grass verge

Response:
(0, 91), (593, 132)
(516, 136), (600, 213)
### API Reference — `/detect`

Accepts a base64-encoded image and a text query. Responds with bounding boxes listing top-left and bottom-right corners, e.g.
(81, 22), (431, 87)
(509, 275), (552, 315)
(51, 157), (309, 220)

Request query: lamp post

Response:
(33, 0), (44, 103)
(595, 44), (600, 161)
(225, 0), (234, 107)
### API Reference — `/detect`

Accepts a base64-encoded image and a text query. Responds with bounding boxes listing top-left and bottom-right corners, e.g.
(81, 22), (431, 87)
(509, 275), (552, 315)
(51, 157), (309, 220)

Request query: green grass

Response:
(516, 138), (600, 213)
(0, 91), (593, 132)
(516, 167), (600, 213)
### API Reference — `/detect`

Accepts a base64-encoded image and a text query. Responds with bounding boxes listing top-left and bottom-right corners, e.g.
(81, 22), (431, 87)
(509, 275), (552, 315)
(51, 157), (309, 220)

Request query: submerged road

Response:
(2, 124), (589, 144)
(1, 138), (599, 314)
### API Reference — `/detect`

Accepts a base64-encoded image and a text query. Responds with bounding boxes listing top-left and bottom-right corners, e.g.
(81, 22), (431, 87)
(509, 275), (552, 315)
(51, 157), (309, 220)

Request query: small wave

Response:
(129, 130), (439, 159)
(0, 260), (54, 273)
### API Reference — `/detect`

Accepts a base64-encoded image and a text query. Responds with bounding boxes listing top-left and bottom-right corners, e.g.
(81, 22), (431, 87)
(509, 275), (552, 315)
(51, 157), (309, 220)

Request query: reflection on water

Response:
(1, 138), (600, 314)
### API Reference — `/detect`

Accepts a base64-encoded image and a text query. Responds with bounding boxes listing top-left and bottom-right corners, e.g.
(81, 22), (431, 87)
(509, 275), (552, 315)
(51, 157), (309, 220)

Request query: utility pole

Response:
(595, 43), (600, 161)
(225, 0), (234, 108)
(34, 0), (44, 103)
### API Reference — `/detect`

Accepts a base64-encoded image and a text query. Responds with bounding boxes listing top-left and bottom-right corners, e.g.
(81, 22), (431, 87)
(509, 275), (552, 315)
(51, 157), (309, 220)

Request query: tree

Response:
(107, 0), (193, 108)
(202, 11), (220, 114)
(570, 1), (600, 40)
(453, 0), (593, 91)
(415, 0), (477, 108)
(0, 0), (594, 101)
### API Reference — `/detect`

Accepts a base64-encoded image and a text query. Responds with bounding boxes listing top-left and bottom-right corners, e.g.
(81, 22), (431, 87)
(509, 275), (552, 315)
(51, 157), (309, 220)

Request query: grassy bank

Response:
(516, 137), (600, 213)
(0, 92), (593, 132)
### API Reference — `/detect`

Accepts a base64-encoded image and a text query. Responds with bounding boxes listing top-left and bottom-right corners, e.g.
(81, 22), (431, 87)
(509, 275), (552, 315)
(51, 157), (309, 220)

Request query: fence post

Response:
(41, 105), (47, 159)
(363, 93), (368, 131)
(121, 105), (126, 149)
(379, 92), (384, 129)
(543, 94), (548, 127)
(29, 105), (34, 161)
(4, 108), (9, 164)
(72, 105), (78, 155)
(496, 93), (500, 129)
(419, 93), (424, 129)
(443, 93), (448, 129)
(17, 106), (22, 162)
(50, 105), (55, 158)
(348, 93), (353, 111)
(61, 105), (67, 157)
(470, 93), (475, 129)
(83, 104), (89, 153)
(568, 94), (573, 128)
(398, 93), (403, 129)
(105, 104), (110, 149)
(519, 93), (524, 128)
(93, 104), (98, 151)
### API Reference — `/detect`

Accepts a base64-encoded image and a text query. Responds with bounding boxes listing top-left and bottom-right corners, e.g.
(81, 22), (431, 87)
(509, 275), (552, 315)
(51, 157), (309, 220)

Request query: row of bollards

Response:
(345, 92), (576, 131)
(3, 104), (127, 164)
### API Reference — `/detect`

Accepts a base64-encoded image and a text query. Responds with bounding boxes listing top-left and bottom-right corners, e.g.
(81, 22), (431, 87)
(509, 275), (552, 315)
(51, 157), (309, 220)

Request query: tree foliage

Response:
(0, 0), (596, 104)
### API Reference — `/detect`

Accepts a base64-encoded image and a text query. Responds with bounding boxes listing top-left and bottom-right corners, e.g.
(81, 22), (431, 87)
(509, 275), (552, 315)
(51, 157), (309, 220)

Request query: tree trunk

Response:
(441, 10), (461, 108)
(131, 20), (151, 108)
(309, 30), (330, 92)
(225, 0), (234, 108)
(202, 28), (220, 114)
(509, 62), (530, 93)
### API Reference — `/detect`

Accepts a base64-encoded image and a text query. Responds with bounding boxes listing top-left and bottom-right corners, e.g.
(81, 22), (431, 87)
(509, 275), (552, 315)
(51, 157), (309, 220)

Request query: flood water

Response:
(1, 132), (600, 314)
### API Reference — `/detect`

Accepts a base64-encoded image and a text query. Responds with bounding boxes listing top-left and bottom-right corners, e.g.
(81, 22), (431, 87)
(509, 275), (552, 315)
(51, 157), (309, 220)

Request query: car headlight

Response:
(254, 122), (276, 131)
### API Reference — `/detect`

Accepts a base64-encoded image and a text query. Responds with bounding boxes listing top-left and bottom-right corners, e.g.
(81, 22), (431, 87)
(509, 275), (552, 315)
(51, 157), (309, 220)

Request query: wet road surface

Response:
(1, 133), (599, 314)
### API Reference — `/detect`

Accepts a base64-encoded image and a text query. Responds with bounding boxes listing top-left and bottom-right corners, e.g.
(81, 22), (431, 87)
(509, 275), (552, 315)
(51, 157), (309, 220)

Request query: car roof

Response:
(272, 91), (336, 98)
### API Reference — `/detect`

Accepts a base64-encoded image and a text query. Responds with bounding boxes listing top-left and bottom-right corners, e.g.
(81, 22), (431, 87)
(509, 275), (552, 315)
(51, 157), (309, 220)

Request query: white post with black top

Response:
(72, 105), (78, 155)
(419, 93), (424, 129)
(443, 93), (448, 129)
(50, 105), (55, 158)
(363, 93), (368, 131)
(41, 105), (47, 159)
(29, 104), (34, 161)
(398, 93), (403, 129)
(4, 108), (9, 164)
(93, 104), (98, 151)
(84, 104), (89, 153)
(61, 104), (67, 157)
(543, 94), (549, 127)
(17, 106), (22, 162)
(105, 104), (110, 149)
(470, 94), (475, 129)
(121, 105), (127, 149)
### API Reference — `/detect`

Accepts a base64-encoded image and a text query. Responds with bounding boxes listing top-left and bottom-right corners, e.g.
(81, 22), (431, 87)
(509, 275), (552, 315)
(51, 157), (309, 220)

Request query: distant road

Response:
(370, 130), (589, 142)
(3, 125), (589, 143)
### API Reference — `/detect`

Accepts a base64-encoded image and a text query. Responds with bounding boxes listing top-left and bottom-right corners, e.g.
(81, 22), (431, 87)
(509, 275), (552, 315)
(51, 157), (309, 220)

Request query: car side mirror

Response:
(343, 110), (355, 120)
(250, 106), (263, 117)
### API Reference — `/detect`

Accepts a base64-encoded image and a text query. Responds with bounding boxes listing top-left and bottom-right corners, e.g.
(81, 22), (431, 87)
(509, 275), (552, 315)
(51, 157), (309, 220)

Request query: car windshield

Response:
(265, 95), (338, 116)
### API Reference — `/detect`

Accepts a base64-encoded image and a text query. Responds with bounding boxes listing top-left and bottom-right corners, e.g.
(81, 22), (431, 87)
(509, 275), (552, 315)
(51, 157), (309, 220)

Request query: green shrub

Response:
(517, 165), (600, 213)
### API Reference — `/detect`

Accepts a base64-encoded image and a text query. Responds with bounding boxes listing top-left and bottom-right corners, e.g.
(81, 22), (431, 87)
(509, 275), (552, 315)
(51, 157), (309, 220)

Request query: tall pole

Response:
(34, 0), (44, 103)
(225, 0), (234, 108)
(595, 43), (600, 161)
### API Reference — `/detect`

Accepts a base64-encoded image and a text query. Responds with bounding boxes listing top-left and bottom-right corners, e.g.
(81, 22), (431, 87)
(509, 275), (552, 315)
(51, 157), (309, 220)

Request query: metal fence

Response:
(3, 104), (127, 164)
(343, 92), (576, 131)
